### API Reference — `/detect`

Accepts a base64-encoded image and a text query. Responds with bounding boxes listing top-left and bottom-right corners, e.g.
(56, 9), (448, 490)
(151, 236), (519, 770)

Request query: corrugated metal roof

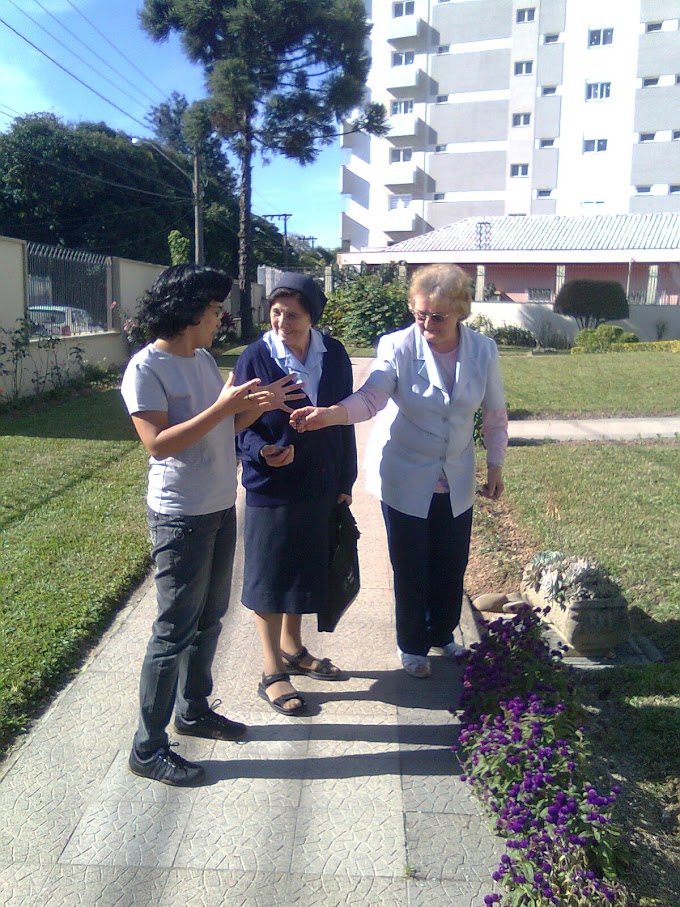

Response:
(385, 213), (680, 253)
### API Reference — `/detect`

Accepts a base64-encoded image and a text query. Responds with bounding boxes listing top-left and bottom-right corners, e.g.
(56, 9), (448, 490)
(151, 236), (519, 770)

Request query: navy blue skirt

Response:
(242, 494), (336, 614)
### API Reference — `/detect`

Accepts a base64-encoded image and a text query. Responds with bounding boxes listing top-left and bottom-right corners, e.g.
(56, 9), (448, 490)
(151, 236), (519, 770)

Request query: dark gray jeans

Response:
(134, 506), (236, 756)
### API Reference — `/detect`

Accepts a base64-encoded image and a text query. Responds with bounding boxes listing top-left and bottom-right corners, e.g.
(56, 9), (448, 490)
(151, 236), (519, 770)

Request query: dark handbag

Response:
(318, 501), (360, 632)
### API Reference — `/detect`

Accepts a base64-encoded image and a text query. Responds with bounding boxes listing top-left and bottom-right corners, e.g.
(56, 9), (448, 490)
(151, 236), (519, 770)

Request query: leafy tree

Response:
(140, 0), (388, 340)
(0, 114), (196, 263)
(554, 279), (629, 329)
(147, 91), (237, 199)
(322, 272), (410, 346)
(168, 229), (190, 264)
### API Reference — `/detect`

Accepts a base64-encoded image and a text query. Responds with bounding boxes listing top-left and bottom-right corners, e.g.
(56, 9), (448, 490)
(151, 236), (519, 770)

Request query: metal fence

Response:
(26, 243), (112, 338)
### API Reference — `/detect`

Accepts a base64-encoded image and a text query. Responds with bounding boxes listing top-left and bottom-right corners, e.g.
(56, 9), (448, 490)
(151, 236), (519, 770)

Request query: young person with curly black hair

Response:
(121, 264), (303, 785)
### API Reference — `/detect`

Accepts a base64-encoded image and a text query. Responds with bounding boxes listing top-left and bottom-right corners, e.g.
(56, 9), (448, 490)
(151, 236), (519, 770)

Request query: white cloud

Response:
(0, 62), (55, 122)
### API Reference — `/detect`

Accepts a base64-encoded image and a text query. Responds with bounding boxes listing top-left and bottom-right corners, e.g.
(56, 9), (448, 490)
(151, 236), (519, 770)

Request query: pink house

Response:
(338, 212), (680, 307)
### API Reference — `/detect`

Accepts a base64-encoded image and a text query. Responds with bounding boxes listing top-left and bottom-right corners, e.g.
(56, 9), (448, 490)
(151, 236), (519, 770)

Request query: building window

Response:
(541, 86), (557, 95)
(589, 28), (613, 46)
(670, 185), (680, 194)
(544, 34), (559, 44)
(391, 99), (414, 115)
(437, 45), (450, 54)
(640, 133), (655, 142)
(434, 144), (447, 152)
(514, 60), (533, 75)
(528, 288), (552, 301)
(642, 77), (659, 87)
(676, 75), (680, 84)
(436, 94), (449, 103)
(674, 131), (680, 140)
(539, 139), (555, 148)
(516, 8), (535, 23)
(388, 194), (411, 209)
(433, 193), (446, 201)
(512, 112), (531, 126)
(636, 186), (651, 193)
(510, 163), (529, 177)
(586, 81), (611, 100)
(393, 1), (415, 16)
(583, 139), (608, 152)
(646, 22), (662, 32)
(390, 148), (413, 163)
(536, 190), (552, 198)
(392, 50), (415, 66)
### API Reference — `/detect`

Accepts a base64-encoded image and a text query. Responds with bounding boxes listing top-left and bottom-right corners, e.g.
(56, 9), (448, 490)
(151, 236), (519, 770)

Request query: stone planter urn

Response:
(520, 552), (630, 656)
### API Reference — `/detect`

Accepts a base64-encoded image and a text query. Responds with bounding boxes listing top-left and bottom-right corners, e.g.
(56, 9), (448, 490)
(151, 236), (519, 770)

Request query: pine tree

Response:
(140, 0), (387, 339)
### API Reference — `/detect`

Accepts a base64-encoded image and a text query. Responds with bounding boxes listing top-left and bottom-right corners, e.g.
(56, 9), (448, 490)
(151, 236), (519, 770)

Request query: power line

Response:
(28, 0), (159, 107)
(6, 0), (149, 114)
(6, 144), (193, 201)
(64, 0), (167, 98)
(0, 15), (150, 132)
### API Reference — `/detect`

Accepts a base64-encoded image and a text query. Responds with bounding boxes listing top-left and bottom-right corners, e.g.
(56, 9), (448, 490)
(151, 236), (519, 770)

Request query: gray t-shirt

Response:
(121, 344), (237, 515)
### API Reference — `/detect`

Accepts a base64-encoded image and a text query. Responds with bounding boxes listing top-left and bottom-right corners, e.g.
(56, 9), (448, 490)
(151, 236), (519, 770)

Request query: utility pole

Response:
(131, 138), (204, 264)
(263, 213), (293, 268)
(299, 235), (318, 249)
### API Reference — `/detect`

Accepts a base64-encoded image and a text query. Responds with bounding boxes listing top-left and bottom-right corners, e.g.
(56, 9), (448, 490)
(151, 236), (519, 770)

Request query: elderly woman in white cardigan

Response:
(290, 263), (508, 679)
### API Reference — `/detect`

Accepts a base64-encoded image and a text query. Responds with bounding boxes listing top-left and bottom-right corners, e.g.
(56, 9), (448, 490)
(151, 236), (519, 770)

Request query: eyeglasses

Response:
(411, 308), (454, 324)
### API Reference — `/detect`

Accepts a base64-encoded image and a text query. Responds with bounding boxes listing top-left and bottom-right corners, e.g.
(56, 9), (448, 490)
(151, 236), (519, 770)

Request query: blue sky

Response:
(0, 0), (344, 248)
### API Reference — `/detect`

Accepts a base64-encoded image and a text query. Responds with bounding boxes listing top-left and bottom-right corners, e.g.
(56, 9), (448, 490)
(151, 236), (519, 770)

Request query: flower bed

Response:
(453, 605), (627, 906)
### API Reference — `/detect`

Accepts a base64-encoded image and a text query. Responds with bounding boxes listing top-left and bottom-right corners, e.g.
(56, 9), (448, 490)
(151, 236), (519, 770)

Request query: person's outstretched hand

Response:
(259, 373), (306, 414)
(290, 405), (339, 432)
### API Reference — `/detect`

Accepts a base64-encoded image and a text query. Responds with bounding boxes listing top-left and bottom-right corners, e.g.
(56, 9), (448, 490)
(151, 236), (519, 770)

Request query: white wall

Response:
(0, 236), (27, 329)
(469, 301), (680, 342)
(0, 240), (165, 399)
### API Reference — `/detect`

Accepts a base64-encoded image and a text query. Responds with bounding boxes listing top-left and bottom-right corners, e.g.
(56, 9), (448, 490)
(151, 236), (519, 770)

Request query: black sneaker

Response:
(128, 745), (205, 786)
(174, 702), (247, 742)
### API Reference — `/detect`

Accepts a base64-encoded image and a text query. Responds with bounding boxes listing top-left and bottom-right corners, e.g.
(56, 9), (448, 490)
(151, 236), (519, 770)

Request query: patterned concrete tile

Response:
(0, 743), (116, 862)
(0, 858), (53, 906)
(401, 773), (485, 817)
(292, 804), (406, 878)
(407, 878), (494, 907)
(172, 796), (297, 873)
(59, 751), (200, 869)
(404, 812), (504, 883)
(42, 864), (169, 906)
(158, 869), (290, 907)
(287, 873), (409, 907)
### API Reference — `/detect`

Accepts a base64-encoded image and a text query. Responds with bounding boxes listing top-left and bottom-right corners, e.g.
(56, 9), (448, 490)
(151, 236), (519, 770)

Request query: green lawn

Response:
(0, 390), (150, 751)
(500, 350), (680, 418)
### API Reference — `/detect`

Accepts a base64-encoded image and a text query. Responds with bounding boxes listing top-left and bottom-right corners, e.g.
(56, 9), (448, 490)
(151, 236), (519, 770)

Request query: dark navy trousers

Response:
(381, 496), (473, 657)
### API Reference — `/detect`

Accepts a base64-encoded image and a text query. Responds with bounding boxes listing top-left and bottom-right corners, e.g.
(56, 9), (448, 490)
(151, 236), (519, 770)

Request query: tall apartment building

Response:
(340, 0), (680, 251)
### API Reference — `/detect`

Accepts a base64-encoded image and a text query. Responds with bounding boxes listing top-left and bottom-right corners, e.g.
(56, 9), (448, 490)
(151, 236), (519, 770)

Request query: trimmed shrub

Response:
(573, 324), (639, 352)
(554, 280), (629, 329)
(572, 340), (680, 354)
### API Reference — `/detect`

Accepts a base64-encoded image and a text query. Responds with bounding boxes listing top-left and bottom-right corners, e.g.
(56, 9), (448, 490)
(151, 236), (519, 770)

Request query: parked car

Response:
(28, 305), (106, 337)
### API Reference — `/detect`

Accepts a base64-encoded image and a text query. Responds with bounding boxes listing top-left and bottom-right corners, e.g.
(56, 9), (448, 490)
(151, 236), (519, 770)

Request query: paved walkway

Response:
(509, 415), (680, 441)
(0, 359), (500, 907)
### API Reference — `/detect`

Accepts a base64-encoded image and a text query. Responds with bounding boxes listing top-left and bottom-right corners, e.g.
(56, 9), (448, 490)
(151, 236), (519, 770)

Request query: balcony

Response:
(389, 113), (419, 138)
(384, 205), (417, 233)
(386, 64), (421, 90)
(384, 161), (417, 186)
(388, 15), (422, 41)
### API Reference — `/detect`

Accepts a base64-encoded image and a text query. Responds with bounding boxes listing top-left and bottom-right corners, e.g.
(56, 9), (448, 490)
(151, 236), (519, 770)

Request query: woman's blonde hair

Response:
(408, 264), (472, 320)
